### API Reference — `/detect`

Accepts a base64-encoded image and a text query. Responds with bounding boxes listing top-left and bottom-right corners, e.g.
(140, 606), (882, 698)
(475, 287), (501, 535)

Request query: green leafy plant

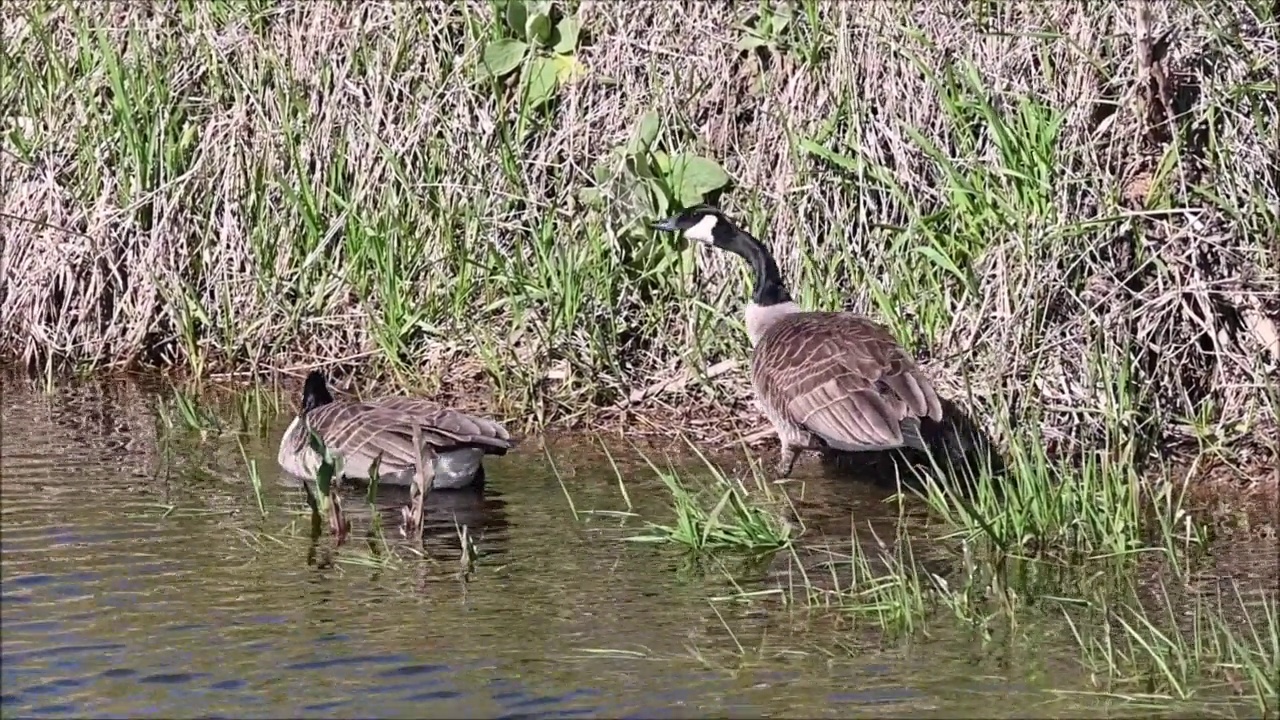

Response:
(735, 1), (795, 53)
(576, 113), (731, 289)
(736, 1), (831, 68)
(481, 0), (583, 110)
(578, 111), (731, 223)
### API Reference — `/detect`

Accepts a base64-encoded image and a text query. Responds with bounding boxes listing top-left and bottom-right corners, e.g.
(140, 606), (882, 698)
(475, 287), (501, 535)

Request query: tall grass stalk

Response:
(237, 435), (268, 519)
(300, 424), (350, 546)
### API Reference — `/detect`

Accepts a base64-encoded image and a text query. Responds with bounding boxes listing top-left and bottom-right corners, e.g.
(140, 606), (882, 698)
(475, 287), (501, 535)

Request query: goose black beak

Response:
(651, 217), (679, 232)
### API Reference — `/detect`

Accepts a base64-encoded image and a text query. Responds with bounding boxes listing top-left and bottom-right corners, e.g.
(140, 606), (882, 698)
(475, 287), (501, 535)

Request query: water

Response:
(1, 377), (1273, 718)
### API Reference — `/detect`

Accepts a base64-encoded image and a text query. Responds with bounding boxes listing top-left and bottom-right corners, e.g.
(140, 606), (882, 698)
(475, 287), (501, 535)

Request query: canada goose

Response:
(652, 206), (944, 478)
(277, 371), (515, 490)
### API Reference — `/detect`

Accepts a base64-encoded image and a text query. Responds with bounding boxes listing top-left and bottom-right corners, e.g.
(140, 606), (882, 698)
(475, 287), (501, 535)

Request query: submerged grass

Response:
(1, 1), (1275, 463)
(621, 441), (796, 553)
(585, 407), (1275, 713)
(237, 435), (268, 518)
(1066, 582), (1279, 714)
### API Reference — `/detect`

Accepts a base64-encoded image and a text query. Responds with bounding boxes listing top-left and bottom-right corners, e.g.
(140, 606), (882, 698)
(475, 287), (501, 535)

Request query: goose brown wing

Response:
(372, 397), (514, 454)
(301, 402), (433, 474)
(752, 313), (943, 450)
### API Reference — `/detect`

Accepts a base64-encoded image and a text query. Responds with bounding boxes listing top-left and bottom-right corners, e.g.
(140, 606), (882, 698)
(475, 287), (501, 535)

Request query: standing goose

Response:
(277, 371), (515, 490)
(652, 206), (944, 478)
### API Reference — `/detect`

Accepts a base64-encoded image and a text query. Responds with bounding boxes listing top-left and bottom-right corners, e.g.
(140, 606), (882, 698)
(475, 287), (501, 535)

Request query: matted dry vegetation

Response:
(1, 1), (1277, 471)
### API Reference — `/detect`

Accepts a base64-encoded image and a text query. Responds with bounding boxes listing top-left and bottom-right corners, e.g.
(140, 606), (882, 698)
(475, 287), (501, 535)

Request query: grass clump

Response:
(621, 444), (796, 553)
(624, 469), (793, 553)
(611, 403), (1272, 712)
(913, 425), (1198, 563)
(1066, 582), (1279, 715)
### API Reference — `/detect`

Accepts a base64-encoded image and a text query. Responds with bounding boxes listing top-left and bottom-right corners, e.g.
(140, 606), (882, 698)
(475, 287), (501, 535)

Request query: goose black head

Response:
(653, 204), (792, 310)
(302, 371), (334, 413)
(651, 205), (739, 249)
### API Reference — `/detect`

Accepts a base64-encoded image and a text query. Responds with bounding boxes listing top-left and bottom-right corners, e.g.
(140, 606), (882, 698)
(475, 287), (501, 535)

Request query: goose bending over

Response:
(277, 371), (515, 490)
(652, 206), (944, 478)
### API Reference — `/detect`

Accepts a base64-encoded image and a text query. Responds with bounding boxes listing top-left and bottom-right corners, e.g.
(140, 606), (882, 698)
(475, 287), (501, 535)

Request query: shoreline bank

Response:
(2, 1), (1275, 529)
(4, 361), (1275, 528)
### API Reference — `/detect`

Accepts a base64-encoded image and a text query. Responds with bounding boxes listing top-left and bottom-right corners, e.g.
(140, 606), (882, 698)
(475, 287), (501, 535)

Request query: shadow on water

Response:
(1, 374), (1275, 719)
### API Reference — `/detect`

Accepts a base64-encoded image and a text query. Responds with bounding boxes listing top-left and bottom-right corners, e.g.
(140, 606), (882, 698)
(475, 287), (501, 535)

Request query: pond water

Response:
(1, 376), (1274, 718)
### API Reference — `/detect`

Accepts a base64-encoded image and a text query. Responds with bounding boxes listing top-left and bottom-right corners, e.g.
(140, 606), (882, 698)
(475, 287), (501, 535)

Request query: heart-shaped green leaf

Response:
(671, 154), (730, 206)
(577, 186), (603, 206)
(773, 3), (794, 33)
(522, 55), (560, 109)
(651, 150), (671, 175)
(648, 182), (670, 218)
(504, 0), (528, 39)
(592, 159), (614, 187)
(483, 38), (528, 78)
(627, 152), (657, 180)
(552, 15), (580, 54)
(593, 153), (626, 187)
(526, 11), (552, 46)
(627, 111), (660, 157)
(551, 53), (585, 83)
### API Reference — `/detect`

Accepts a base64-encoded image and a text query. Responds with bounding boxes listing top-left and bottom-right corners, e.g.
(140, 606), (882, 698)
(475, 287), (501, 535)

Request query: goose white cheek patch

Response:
(684, 214), (719, 244)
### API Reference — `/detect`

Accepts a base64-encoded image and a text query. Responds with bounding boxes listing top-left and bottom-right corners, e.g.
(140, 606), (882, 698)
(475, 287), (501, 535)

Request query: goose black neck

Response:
(725, 228), (792, 306)
(302, 372), (334, 413)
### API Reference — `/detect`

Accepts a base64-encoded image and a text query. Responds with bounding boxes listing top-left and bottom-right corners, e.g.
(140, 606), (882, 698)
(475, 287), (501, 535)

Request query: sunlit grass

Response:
(608, 440), (796, 553)
(2, 0), (1273, 463)
(1065, 582), (1279, 716)
(910, 416), (1204, 565)
(597, 415), (1273, 713)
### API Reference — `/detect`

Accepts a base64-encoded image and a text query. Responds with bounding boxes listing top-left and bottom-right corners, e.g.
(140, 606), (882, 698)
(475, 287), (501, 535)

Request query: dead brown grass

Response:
(1, 1), (1277, 462)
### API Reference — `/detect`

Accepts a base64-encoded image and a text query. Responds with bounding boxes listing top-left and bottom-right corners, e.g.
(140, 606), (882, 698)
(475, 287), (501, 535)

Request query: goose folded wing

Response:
(376, 398), (513, 452)
(310, 404), (430, 472)
(761, 319), (942, 451)
(777, 353), (906, 450)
